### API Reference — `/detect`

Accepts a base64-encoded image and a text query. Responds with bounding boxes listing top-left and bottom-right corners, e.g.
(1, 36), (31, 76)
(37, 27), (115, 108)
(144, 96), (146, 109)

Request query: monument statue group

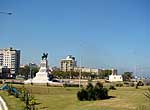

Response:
(24, 53), (62, 86)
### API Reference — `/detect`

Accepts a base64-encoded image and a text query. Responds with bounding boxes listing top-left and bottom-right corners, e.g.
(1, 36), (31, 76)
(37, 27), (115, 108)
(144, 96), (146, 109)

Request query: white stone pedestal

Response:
(24, 59), (50, 84)
(24, 55), (63, 86)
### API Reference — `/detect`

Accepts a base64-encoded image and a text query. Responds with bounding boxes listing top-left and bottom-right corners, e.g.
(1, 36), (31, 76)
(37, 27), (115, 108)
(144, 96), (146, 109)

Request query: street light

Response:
(79, 66), (81, 88)
(79, 54), (82, 88)
(79, 43), (83, 89)
(29, 63), (33, 79)
(0, 12), (12, 15)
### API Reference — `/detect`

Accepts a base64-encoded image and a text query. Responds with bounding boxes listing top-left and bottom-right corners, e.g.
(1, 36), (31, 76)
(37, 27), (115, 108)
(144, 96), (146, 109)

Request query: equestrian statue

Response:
(42, 53), (48, 60)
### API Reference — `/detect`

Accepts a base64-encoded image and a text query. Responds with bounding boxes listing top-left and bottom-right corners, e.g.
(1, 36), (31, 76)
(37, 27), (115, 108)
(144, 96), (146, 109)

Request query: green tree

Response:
(18, 65), (39, 79)
(31, 67), (39, 78)
(98, 70), (112, 79)
(18, 65), (30, 79)
(81, 72), (91, 79)
(122, 72), (134, 81)
(52, 70), (80, 79)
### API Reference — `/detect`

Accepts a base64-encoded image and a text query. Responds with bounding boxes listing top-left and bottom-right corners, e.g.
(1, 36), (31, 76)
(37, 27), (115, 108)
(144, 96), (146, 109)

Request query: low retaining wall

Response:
(0, 79), (24, 84)
(0, 96), (8, 110)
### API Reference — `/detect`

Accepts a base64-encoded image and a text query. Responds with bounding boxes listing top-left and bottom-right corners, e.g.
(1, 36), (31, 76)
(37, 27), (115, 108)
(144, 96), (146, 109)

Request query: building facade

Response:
(60, 55), (77, 72)
(74, 67), (101, 75)
(0, 66), (11, 78)
(109, 69), (123, 82)
(0, 47), (20, 75)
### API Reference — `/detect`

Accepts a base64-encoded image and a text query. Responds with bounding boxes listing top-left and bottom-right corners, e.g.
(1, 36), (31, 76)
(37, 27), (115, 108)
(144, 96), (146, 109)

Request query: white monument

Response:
(24, 53), (62, 86)
(109, 69), (123, 82)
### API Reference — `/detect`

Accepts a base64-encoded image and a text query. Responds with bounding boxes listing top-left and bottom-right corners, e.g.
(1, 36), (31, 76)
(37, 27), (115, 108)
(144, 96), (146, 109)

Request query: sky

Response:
(0, 0), (150, 75)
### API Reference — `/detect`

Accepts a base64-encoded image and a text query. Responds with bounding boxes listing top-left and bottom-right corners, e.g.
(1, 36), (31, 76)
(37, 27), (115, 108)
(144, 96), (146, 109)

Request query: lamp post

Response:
(79, 43), (83, 89)
(29, 63), (32, 79)
(79, 54), (82, 88)
(79, 67), (81, 88)
(0, 12), (12, 15)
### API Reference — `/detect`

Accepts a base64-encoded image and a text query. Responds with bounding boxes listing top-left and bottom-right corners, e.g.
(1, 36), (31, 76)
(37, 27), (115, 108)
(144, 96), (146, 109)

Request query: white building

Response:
(109, 69), (123, 82)
(74, 67), (101, 75)
(60, 55), (77, 72)
(0, 47), (20, 75)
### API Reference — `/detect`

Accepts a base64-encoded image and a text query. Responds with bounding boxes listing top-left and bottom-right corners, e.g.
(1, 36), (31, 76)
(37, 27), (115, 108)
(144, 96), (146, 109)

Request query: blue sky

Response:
(0, 0), (150, 75)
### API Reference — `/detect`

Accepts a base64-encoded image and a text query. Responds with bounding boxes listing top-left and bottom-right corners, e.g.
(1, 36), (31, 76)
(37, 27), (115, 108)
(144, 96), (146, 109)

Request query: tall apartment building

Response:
(60, 55), (77, 72)
(0, 47), (20, 75)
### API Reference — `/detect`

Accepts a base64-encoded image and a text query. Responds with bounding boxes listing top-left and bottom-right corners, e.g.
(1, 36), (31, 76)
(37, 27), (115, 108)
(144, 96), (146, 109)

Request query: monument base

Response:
(24, 53), (63, 86)
(24, 79), (63, 86)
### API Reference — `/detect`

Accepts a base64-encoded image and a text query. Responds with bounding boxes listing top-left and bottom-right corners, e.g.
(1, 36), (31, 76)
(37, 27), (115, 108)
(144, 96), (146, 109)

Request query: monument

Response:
(24, 53), (62, 86)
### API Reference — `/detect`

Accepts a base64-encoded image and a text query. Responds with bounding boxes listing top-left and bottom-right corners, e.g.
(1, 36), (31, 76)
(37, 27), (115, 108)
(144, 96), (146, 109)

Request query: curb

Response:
(0, 96), (8, 110)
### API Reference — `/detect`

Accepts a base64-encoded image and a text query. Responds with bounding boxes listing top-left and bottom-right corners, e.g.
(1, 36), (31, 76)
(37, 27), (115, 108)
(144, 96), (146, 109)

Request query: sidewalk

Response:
(0, 96), (8, 110)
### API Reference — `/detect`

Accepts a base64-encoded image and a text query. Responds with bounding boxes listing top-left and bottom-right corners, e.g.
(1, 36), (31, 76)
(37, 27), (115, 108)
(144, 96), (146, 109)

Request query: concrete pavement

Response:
(0, 96), (8, 110)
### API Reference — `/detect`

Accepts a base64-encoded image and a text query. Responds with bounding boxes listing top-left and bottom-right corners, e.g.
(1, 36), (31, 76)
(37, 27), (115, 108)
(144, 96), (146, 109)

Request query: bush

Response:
(100, 88), (108, 99)
(129, 82), (135, 87)
(77, 82), (109, 101)
(63, 84), (82, 87)
(77, 89), (88, 101)
(116, 83), (123, 87)
(137, 81), (144, 86)
(20, 87), (27, 101)
(109, 85), (116, 90)
(87, 88), (96, 100)
(14, 92), (19, 98)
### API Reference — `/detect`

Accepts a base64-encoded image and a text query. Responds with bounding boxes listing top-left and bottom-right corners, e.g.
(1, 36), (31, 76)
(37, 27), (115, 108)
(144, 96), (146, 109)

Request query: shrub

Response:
(109, 85), (116, 90)
(15, 92), (19, 98)
(100, 88), (108, 99)
(87, 88), (96, 100)
(116, 83), (123, 87)
(63, 84), (81, 87)
(20, 87), (27, 101)
(77, 82), (108, 101)
(77, 89), (88, 101)
(94, 82), (108, 100)
(137, 81), (144, 86)
(129, 82), (135, 87)
(86, 83), (94, 90)
(29, 95), (37, 110)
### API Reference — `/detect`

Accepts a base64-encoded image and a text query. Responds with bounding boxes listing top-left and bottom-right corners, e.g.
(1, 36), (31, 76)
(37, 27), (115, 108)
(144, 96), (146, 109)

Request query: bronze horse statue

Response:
(42, 53), (48, 60)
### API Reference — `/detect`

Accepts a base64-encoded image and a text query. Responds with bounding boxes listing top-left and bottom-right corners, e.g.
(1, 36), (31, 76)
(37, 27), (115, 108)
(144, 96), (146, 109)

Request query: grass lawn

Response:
(0, 84), (150, 110)
(0, 91), (25, 110)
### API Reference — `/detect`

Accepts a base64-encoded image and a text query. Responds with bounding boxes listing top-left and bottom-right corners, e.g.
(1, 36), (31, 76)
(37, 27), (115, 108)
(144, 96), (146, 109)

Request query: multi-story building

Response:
(0, 66), (10, 78)
(60, 55), (77, 72)
(0, 47), (20, 76)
